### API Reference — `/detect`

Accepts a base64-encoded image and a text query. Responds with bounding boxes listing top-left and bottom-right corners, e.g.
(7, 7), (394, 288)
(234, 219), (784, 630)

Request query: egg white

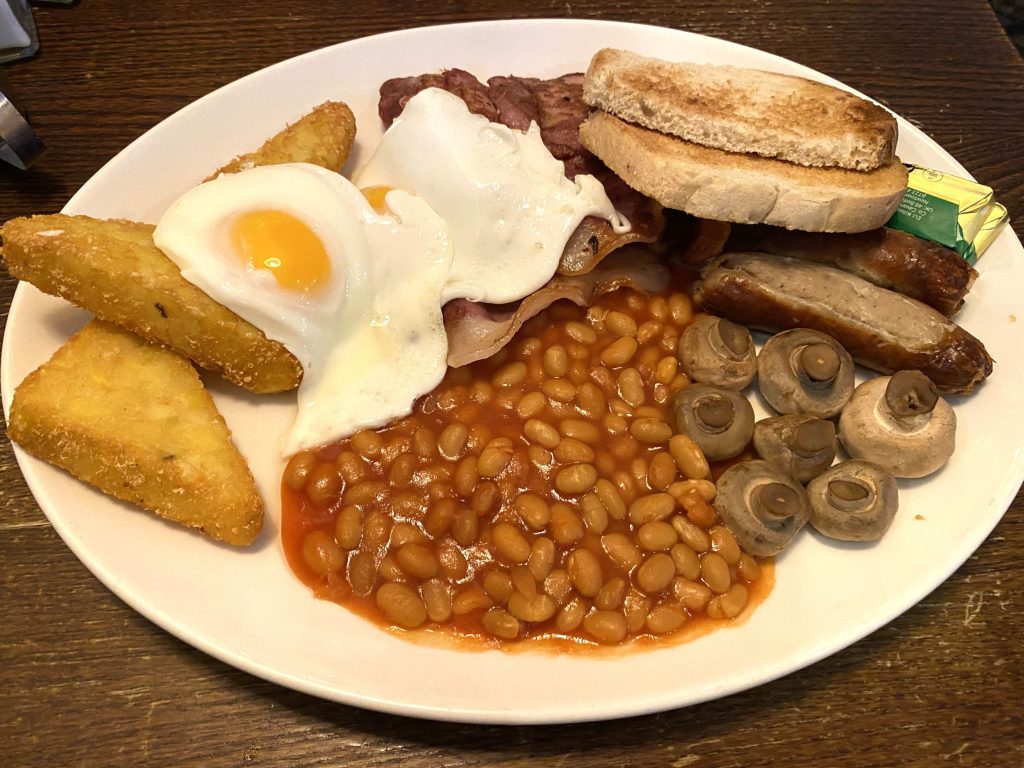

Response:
(354, 88), (629, 305)
(154, 164), (353, 368)
(154, 89), (631, 454)
(154, 163), (454, 454)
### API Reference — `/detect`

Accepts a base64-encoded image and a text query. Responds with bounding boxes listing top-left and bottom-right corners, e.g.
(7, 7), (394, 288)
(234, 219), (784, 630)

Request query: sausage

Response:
(726, 225), (977, 316)
(694, 252), (993, 395)
(666, 213), (732, 265)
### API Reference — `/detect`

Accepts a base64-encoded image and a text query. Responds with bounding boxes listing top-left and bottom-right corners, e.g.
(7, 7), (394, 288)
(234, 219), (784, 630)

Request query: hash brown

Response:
(209, 100), (357, 179)
(7, 320), (264, 546)
(0, 214), (304, 393)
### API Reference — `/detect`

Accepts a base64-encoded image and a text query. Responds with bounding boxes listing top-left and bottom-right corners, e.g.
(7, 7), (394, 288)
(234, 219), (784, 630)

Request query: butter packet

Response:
(886, 165), (1009, 264)
(972, 202), (1010, 259)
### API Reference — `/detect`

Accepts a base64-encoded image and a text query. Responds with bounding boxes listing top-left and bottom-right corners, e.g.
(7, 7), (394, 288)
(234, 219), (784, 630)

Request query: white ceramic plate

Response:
(3, 19), (1023, 725)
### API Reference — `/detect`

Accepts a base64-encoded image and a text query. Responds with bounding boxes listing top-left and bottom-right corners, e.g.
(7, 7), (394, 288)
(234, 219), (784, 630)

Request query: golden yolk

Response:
(361, 185), (393, 214)
(230, 210), (330, 293)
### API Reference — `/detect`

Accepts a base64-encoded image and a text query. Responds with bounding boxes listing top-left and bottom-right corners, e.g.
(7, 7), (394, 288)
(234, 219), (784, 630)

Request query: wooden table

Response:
(2, 2), (1022, 765)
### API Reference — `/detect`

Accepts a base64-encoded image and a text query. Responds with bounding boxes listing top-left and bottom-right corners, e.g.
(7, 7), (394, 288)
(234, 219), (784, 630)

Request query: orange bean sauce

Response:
(281, 286), (773, 650)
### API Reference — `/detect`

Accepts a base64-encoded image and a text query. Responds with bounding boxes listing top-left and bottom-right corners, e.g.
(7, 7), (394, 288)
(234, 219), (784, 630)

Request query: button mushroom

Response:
(671, 383), (755, 461)
(752, 415), (837, 484)
(756, 329), (855, 418)
(838, 370), (956, 478)
(807, 460), (899, 542)
(714, 460), (812, 556)
(677, 315), (757, 390)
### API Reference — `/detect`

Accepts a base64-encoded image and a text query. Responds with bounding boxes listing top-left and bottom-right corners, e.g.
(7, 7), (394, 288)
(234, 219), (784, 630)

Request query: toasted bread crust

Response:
(8, 321), (264, 545)
(584, 48), (897, 172)
(579, 112), (908, 233)
(0, 214), (303, 393)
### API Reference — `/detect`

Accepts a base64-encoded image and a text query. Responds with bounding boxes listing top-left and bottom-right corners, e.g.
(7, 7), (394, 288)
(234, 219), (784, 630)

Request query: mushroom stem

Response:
(754, 482), (802, 523)
(695, 395), (734, 431)
(798, 343), (841, 384)
(827, 479), (870, 510)
(884, 370), (939, 424)
(715, 319), (752, 358)
(790, 420), (834, 458)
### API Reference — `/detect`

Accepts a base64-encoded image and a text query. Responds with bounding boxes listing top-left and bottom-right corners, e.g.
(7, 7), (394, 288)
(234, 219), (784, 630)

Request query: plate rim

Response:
(2, 17), (1021, 724)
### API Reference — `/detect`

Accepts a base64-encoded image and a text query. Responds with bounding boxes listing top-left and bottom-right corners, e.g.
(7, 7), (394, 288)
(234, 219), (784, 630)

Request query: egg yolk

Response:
(361, 185), (393, 214)
(230, 210), (330, 293)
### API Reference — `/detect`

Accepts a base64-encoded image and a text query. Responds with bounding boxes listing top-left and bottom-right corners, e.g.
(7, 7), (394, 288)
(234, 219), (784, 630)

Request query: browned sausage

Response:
(726, 225), (977, 316)
(694, 252), (992, 395)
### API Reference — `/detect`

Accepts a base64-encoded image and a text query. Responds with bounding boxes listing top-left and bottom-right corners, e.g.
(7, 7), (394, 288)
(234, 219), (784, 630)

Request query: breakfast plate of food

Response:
(2, 19), (1022, 724)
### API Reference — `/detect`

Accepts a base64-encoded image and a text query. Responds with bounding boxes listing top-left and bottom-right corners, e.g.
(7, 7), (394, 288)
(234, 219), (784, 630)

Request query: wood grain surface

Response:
(1, 1), (1022, 766)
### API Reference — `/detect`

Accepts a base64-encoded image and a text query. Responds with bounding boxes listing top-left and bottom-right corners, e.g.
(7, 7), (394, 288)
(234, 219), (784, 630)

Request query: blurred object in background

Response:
(991, 0), (1024, 52)
(0, 0), (37, 63)
(0, 85), (44, 169)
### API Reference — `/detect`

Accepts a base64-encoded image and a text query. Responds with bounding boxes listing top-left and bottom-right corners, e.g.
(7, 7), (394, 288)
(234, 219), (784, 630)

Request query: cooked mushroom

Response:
(677, 315), (757, 390)
(757, 329), (855, 418)
(714, 460), (812, 556)
(752, 415), (837, 483)
(807, 460), (899, 541)
(838, 370), (956, 478)
(671, 383), (755, 461)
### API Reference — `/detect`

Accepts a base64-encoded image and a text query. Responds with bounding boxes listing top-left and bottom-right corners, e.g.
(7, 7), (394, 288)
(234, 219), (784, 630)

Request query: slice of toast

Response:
(583, 48), (897, 172)
(7, 320), (264, 545)
(579, 111), (908, 233)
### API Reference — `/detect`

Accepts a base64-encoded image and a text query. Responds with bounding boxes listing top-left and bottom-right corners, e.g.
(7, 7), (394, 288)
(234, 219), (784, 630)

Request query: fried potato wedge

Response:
(8, 320), (263, 545)
(0, 214), (303, 393)
(208, 100), (356, 179)
(1, 100), (363, 541)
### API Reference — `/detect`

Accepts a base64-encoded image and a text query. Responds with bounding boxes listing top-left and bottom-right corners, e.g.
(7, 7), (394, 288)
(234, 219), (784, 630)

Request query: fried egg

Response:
(154, 88), (629, 453)
(154, 163), (454, 453)
(355, 88), (629, 304)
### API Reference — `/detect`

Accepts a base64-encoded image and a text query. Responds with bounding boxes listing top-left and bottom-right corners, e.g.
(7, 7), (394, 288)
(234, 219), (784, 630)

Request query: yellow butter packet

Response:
(887, 165), (996, 264)
(972, 202), (1009, 258)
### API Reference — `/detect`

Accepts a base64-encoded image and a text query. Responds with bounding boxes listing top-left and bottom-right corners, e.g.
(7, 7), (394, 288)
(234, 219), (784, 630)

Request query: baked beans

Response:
(376, 583), (427, 628)
(482, 608), (521, 639)
(583, 610), (627, 644)
(528, 537), (556, 581)
(421, 578), (452, 622)
(557, 597), (589, 633)
(595, 577), (628, 611)
(637, 520), (677, 551)
(283, 450), (317, 491)
(707, 583), (749, 620)
(624, 592), (651, 633)
(567, 548), (603, 597)
(670, 543), (702, 581)
(282, 288), (767, 647)
(646, 604), (687, 635)
(438, 423), (469, 460)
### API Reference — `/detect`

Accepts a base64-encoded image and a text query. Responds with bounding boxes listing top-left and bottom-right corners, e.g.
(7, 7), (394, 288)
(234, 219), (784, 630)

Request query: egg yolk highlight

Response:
(230, 210), (330, 293)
